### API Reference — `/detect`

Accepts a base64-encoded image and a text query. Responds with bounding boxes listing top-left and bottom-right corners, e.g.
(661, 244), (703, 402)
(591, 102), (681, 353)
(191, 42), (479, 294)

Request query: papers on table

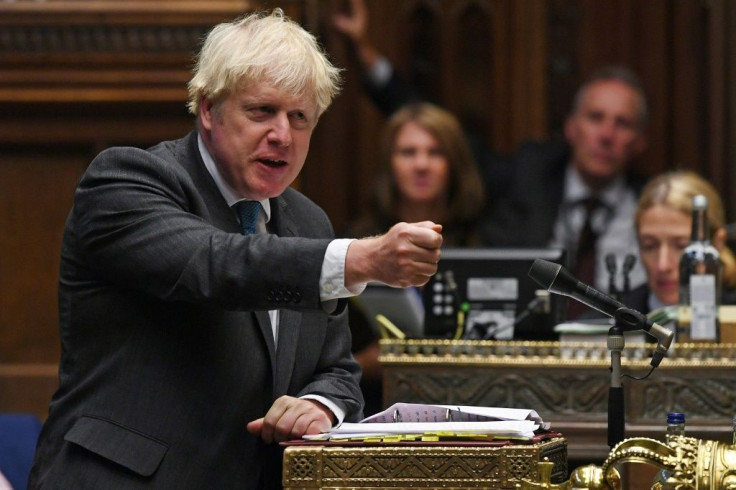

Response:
(304, 402), (550, 442)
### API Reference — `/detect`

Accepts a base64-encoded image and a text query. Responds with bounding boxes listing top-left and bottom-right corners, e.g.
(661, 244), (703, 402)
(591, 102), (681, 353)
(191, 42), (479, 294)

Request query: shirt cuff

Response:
(300, 395), (346, 425)
(320, 239), (367, 302)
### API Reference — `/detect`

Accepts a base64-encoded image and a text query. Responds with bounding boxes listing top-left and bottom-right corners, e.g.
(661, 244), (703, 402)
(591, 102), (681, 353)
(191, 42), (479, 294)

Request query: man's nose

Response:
(658, 246), (675, 271)
(598, 120), (616, 142)
(267, 113), (292, 147)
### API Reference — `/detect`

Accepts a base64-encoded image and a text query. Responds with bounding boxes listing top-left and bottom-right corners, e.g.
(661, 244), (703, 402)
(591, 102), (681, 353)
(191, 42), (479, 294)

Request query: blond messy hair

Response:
(187, 9), (341, 117)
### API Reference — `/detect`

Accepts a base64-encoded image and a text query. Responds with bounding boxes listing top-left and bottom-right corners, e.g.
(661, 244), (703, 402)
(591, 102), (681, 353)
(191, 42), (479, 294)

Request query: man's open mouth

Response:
(260, 158), (287, 168)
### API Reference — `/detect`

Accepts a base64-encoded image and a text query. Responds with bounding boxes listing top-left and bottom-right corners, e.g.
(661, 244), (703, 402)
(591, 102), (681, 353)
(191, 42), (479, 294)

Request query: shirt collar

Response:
(197, 133), (271, 222)
(564, 164), (627, 209)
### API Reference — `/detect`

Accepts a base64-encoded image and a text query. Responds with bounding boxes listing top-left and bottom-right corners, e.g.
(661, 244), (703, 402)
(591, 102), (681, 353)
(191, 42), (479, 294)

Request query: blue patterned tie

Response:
(235, 200), (261, 235)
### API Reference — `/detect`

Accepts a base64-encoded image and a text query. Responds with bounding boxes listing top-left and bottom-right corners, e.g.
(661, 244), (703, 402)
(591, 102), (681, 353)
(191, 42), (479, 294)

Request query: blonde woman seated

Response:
(629, 170), (736, 313)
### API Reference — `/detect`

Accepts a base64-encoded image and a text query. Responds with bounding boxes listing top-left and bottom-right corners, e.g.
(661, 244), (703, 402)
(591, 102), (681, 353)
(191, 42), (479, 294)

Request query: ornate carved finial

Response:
(516, 458), (596, 490)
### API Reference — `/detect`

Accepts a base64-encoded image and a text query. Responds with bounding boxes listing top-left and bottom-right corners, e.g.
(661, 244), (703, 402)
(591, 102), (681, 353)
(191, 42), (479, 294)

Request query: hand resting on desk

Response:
(247, 395), (335, 444)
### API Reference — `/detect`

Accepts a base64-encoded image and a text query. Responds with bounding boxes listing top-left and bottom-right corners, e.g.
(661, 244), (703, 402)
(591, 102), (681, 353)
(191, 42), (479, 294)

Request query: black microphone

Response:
(622, 254), (636, 296)
(605, 253), (619, 300)
(528, 259), (673, 367)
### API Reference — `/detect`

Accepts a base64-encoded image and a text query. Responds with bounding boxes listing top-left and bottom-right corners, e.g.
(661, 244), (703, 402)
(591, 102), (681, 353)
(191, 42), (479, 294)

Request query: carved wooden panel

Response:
(635, 370), (736, 421)
(384, 368), (610, 419)
(0, 0), (253, 102)
(381, 340), (736, 462)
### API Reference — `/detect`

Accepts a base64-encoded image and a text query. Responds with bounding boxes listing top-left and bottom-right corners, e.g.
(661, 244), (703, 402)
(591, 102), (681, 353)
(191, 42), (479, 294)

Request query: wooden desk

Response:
(380, 340), (736, 464)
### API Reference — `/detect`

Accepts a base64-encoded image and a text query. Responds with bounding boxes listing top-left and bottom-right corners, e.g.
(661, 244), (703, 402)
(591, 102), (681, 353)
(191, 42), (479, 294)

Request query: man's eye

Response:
(248, 106), (273, 117)
(639, 241), (658, 253)
(290, 112), (311, 128)
(616, 118), (635, 130)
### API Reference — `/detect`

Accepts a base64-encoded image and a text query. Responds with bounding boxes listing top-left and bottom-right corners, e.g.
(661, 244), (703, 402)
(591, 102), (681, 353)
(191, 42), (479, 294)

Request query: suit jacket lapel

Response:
(180, 131), (241, 234)
(269, 196), (301, 397)
(183, 135), (302, 395)
(180, 132), (279, 367)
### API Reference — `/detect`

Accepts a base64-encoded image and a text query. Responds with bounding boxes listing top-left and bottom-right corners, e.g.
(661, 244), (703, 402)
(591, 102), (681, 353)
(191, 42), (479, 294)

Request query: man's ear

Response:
(199, 96), (214, 131)
(714, 227), (728, 252)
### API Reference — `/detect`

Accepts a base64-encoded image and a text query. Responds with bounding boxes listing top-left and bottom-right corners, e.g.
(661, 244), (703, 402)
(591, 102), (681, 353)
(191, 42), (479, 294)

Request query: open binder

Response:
(305, 402), (550, 442)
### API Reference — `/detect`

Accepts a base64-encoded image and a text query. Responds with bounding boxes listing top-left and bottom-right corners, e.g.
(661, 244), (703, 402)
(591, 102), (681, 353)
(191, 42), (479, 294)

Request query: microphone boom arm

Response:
(528, 258), (673, 367)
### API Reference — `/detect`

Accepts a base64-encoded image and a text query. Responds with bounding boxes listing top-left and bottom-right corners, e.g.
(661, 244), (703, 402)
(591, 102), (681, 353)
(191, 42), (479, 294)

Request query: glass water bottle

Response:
(678, 194), (721, 342)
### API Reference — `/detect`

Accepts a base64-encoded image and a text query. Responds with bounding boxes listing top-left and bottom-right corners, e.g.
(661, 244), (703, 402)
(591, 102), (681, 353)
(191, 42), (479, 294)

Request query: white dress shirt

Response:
(549, 165), (646, 294)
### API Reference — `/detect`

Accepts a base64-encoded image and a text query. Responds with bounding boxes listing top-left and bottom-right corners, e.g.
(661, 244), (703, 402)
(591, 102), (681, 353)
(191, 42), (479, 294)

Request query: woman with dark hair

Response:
(347, 102), (485, 246)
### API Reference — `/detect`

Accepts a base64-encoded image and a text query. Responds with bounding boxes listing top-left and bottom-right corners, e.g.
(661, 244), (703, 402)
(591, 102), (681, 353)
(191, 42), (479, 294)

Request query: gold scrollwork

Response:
(518, 435), (736, 489)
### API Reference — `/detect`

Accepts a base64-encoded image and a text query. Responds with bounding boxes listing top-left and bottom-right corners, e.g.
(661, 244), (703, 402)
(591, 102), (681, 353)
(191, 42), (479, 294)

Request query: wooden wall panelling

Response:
(670, 1), (707, 174)
(401, 1), (443, 108)
(445, 1), (495, 148)
(0, 1), (256, 417)
(509, 0), (547, 145)
(0, 148), (89, 363)
(488, 0), (514, 150)
(633, 0), (670, 179)
(706, 0), (734, 218)
(723, 2), (736, 221)
(0, 1), (254, 104)
(546, 0), (580, 138)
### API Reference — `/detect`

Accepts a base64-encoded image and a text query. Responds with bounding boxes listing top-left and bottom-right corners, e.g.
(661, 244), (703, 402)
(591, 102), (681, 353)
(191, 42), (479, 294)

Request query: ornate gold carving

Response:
(283, 439), (567, 489)
(379, 339), (736, 368)
(517, 435), (736, 489)
(385, 368), (610, 416)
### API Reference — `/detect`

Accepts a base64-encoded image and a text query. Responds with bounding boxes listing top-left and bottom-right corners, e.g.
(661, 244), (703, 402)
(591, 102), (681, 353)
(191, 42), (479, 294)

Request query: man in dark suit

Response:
(481, 66), (650, 304)
(29, 9), (443, 489)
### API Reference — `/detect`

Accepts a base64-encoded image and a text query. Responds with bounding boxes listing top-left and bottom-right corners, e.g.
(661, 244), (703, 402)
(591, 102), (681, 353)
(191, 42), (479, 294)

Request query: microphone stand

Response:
(607, 320), (625, 448)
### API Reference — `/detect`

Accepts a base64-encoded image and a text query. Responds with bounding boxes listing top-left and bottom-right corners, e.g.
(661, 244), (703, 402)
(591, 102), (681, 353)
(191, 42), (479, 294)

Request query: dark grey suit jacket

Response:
(480, 139), (647, 247)
(29, 131), (363, 489)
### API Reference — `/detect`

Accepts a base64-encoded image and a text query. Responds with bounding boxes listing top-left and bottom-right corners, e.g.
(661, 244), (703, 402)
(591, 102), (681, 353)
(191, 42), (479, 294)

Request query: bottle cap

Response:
(693, 194), (708, 210)
(667, 412), (685, 424)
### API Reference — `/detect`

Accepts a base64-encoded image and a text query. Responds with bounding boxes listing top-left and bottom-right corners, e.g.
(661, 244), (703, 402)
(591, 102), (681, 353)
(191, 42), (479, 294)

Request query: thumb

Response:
(246, 418), (263, 435)
(413, 221), (442, 232)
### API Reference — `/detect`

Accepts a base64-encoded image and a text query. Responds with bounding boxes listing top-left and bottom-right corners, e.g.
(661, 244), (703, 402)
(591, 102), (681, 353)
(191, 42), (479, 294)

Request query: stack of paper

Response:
(304, 403), (549, 442)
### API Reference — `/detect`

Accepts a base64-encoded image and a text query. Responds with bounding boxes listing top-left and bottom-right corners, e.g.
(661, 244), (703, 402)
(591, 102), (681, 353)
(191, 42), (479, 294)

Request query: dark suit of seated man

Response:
(28, 10), (443, 489)
(481, 66), (650, 311)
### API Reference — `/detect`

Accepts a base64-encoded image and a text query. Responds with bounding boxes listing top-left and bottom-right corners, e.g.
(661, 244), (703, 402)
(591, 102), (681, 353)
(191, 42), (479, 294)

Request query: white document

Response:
(304, 402), (549, 441)
(362, 402), (546, 425)
(310, 420), (539, 440)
